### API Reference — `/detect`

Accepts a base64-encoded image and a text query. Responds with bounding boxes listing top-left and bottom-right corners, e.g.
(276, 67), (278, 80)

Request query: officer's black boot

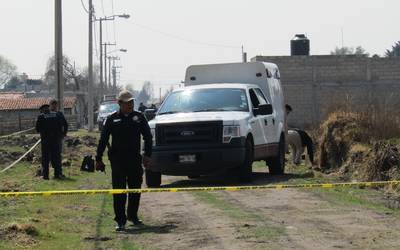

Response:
(115, 223), (125, 232)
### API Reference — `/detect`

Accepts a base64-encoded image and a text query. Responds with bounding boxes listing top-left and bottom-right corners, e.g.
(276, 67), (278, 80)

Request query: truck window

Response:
(254, 88), (268, 105)
(249, 89), (260, 108)
(274, 69), (281, 79)
(158, 88), (249, 114)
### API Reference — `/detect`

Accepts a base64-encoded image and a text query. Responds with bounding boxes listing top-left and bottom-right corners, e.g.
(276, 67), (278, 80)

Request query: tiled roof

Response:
(0, 97), (77, 111)
(0, 92), (25, 99)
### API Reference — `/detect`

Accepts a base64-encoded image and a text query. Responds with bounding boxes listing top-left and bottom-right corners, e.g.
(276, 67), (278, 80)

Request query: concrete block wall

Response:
(252, 55), (400, 128)
(0, 110), (78, 135)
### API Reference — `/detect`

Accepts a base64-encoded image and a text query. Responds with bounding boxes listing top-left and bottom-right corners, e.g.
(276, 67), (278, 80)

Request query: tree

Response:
(330, 46), (369, 56)
(4, 76), (24, 90)
(125, 83), (140, 97)
(136, 81), (153, 105)
(385, 41), (400, 58)
(161, 86), (174, 102)
(0, 55), (17, 89)
(44, 55), (82, 92)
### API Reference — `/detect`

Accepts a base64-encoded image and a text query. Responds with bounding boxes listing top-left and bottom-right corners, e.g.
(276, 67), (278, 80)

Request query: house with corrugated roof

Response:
(0, 92), (79, 135)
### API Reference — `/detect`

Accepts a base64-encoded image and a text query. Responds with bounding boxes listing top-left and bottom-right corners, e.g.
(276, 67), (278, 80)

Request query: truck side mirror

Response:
(253, 104), (273, 116)
(144, 109), (157, 121)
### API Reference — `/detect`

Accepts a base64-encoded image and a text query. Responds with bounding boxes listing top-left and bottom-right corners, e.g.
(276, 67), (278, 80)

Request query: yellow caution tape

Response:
(1, 180), (399, 198)
(0, 139), (41, 173)
(0, 128), (35, 139)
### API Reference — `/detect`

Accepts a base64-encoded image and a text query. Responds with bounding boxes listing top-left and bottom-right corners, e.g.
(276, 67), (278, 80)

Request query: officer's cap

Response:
(118, 90), (134, 102)
(39, 104), (50, 110)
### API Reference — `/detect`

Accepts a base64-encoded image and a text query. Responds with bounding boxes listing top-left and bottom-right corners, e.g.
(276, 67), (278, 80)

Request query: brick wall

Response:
(251, 55), (400, 128)
(0, 109), (78, 135)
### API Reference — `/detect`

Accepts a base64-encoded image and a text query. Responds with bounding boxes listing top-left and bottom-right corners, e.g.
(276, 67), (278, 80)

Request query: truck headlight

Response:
(151, 128), (156, 146)
(223, 126), (240, 143)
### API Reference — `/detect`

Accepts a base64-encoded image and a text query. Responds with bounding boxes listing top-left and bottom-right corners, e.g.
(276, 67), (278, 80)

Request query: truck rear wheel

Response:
(239, 138), (253, 182)
(268, 135), (285, 175)
(145, 170), (161, 188)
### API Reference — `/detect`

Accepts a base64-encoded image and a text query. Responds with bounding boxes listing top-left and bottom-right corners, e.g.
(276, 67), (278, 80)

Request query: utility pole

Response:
(113, 64), (122, 95)
(242, 45), (247, 63)
(108, 57), (112, 89)
(108, 56), (120, 91)
(99, 19), (103, 101)
(104, 42), (107, 94)
(103, 42), (116, 93)
(112, 66), (116, 94)
(55, 0), (64, 112)
(95, 14), (129, 99)
(87, 0), (94, 131)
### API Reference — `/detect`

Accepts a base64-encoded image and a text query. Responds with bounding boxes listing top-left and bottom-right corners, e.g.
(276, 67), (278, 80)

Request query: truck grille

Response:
(156, 121), (222, 146)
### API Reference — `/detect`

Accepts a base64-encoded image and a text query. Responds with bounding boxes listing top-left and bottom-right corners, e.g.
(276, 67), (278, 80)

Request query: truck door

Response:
(248, 89), (267, 146)
(254, 88), (275, 144)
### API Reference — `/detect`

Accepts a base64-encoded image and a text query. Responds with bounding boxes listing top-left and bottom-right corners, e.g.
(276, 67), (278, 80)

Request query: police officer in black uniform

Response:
(95, 90), (152, 231)
(49, 99), (68, 135)
(36, 103), (68, 180)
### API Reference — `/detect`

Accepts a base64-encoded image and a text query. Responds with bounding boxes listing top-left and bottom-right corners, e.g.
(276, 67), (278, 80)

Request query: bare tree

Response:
(44, 55), (82, 92)
(136, 81), (153, 105)
(0, 55), (17, 89)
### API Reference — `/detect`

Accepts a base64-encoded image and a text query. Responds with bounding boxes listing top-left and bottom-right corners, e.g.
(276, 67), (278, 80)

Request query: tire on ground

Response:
(267, 135), (285, 175)
(239, 138), (253, 182)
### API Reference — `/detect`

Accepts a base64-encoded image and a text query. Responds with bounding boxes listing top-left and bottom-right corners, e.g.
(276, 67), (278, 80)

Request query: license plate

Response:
(179, 154), (196, 163)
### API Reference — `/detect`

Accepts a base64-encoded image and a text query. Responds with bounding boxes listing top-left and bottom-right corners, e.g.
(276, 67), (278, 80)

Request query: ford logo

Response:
(180, 131), (195, 136)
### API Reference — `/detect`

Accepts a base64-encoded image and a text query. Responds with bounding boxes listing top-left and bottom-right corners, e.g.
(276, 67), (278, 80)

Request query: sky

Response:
(0, 0), (399, 91)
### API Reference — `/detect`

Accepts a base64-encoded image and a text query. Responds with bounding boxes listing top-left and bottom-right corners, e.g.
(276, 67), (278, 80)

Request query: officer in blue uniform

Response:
(36, 103), (68, 180)
(96, 90), (152, 231)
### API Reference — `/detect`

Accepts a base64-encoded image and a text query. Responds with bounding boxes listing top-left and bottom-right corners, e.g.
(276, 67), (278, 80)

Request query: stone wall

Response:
(251, 55), (400, 128)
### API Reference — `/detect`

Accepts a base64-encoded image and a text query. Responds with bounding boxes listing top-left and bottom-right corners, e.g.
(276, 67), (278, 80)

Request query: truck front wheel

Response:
(239, 138), (253, 182)
(267, 135), (285, 175)
(145, 170), (161, 188)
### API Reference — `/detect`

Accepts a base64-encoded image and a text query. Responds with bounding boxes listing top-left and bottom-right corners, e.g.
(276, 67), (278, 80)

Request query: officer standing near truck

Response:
(95, 90), (152, 231)
(36, 103), (67, 180)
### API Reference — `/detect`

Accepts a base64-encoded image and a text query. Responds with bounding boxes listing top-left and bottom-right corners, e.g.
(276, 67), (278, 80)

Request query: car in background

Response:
(97, 101), (119, 131)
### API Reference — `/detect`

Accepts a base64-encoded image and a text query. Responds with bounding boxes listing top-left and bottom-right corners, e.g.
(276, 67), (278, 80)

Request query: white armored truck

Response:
(146, 62), (287, 187)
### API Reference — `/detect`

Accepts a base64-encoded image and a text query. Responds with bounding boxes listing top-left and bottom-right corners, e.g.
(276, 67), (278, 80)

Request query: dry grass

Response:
(324, 95), (400, 140)
(0, 223), (40, 248)
(317, 96), (400, 182)
(361, 142), (400, 181)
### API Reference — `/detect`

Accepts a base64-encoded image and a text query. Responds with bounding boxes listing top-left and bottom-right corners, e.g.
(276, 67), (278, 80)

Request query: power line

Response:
(80, 0), (89, 13)
(133, 22), (241, 49)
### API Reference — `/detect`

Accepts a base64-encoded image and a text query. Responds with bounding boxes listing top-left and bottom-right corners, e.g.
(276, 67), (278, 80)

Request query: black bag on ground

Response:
(81, 155), (95, 172)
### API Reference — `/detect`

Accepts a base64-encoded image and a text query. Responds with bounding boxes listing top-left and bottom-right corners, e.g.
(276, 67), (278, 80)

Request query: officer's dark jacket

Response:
(96, 111), (152, 161)
(56, 111), (69, 136)
(36, 111), (67, 142)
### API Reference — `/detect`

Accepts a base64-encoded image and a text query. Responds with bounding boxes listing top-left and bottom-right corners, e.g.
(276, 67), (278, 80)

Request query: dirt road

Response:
(2, 132), (399, 249)
(117, 171), (400, 250)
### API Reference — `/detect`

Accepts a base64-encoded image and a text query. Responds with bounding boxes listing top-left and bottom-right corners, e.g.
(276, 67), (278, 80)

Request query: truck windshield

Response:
(158, 88), (249, 115)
